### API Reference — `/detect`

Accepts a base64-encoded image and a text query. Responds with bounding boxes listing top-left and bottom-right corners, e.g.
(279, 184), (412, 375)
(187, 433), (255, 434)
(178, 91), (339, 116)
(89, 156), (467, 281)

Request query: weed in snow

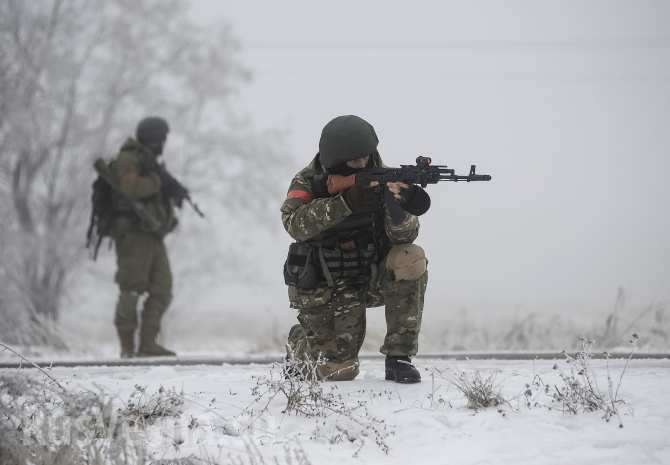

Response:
(248, 357), (394, 455)
(0, 371), (147, 465)
(120, 384), (185, 428)
(434, 367), (506, 410)
(522, 336), (636, 426)
(0, 343), (314, 465)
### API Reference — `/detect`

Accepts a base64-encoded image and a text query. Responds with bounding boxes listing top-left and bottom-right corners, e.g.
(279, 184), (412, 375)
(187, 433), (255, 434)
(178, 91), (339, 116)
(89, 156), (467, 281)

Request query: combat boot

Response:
(136, 343), (175, 357)
(137, 324), (176, 357)
(385, 356), (421, 383)
(117, 329), (135, 359)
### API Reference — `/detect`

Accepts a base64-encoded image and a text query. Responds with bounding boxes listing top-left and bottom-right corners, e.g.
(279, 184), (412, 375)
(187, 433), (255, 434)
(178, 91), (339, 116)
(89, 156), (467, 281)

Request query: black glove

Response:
(385, 185), (431, 221)
(311, 174), (329, 197)
(342, 185), (381, 213)
(397, 185), (431, 216)
(385, 189), (408, 225)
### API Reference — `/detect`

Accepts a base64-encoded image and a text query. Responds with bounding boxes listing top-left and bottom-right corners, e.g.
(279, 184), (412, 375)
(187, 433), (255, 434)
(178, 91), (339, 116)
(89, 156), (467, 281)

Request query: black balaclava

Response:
(136, 116), (169, 156)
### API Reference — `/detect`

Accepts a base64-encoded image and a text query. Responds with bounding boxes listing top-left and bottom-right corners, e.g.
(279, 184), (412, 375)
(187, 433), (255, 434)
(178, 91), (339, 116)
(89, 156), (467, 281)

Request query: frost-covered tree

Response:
(0, 0), (286, 345)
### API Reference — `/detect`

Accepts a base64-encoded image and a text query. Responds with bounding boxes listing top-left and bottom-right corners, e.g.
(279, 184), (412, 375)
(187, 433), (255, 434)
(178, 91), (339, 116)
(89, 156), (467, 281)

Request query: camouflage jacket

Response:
(281, 153), (420, 247)
(111, 138), (177, 237)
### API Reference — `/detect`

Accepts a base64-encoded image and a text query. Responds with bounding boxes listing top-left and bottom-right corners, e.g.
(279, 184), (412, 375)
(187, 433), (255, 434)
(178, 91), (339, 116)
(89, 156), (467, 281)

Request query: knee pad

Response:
(114, 291), (140, 329)
(385, 244), (427, 281)
(146, 290), (172, 309)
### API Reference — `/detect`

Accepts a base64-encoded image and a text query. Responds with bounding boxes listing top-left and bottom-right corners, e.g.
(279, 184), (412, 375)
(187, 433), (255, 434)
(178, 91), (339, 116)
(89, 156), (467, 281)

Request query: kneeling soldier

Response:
(283, 115), (429, 383)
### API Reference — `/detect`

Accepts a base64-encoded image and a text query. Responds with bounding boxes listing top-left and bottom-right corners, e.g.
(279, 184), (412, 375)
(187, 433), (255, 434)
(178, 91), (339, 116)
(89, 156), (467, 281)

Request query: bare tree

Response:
(0, 0), (286, 345)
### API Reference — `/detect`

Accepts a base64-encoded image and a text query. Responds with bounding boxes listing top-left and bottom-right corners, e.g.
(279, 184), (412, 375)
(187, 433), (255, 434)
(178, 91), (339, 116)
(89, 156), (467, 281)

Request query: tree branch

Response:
(0, 342), (66, 392)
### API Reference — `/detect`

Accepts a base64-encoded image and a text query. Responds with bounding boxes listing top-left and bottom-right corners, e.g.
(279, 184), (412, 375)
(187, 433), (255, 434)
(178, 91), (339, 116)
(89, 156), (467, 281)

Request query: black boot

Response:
(385, 356), (421, 383)
(117, 329), (135, 359)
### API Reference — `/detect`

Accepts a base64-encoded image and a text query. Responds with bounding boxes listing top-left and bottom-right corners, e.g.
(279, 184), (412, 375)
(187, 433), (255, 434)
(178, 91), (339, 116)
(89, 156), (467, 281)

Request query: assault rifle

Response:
(154, 163), (205, 218)
(326, 156), (491, 194)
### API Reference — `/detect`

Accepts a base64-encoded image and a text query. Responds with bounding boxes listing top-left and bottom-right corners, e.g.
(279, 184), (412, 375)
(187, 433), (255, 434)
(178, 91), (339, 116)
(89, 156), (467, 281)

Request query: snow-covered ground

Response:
(5, 357), (668, 464)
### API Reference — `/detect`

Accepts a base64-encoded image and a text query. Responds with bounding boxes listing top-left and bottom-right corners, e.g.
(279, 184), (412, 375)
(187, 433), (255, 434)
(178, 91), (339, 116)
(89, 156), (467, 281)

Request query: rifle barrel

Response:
(187, 197), (206, 218)
(437, 174), (492, 182)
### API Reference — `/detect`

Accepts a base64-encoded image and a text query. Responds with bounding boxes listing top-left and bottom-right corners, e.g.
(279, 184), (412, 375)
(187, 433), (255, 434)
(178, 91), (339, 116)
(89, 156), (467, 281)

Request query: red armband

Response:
(287, 190), (312, 203)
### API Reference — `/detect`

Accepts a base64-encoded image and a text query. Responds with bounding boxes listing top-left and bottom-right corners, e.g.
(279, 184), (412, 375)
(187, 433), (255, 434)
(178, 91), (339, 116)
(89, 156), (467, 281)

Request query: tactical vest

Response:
(284, 206), (387, 289)
(109, 157), (162, 216)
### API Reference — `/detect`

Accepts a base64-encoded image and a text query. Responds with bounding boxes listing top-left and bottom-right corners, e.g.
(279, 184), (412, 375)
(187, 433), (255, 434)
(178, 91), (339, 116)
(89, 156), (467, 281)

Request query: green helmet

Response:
(136, 116), (169, 146)
(318, 115), (379, 169)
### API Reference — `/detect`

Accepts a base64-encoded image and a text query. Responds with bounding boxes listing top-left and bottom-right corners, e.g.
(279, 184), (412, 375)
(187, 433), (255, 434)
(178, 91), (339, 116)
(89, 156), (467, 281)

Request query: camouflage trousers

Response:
(287, 244), (428, 379)
(113, 231), (172, 339)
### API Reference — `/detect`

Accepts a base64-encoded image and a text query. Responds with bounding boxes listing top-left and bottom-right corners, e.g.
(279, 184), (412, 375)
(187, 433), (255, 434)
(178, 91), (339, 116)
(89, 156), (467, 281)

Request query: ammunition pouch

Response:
(284, 236), (378, 289)
(317, 240), (377, 286)
(284, 242), (322, 289)
(284, 211), (384, 290)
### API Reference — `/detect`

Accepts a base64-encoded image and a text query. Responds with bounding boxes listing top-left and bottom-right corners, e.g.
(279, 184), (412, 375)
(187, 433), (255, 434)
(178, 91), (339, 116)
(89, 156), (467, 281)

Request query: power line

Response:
(243, 37), (670, 53)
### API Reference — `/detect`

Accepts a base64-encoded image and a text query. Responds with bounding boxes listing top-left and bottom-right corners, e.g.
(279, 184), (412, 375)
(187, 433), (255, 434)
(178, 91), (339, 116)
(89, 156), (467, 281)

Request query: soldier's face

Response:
(346, 155), (370, 170)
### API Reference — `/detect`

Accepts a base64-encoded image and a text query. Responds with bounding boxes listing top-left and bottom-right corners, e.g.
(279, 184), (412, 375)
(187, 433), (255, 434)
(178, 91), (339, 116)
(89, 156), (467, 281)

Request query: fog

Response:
(2, 1), (668, 355)
(189, 0), (669, 317)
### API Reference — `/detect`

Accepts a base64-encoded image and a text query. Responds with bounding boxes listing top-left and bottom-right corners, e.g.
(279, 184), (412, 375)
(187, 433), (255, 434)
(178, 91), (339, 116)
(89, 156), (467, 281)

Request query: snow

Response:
(6, 357), (669, 464)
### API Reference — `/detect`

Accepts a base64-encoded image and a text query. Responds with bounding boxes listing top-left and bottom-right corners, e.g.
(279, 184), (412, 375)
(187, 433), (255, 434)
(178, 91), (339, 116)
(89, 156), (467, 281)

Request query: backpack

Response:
(86, 160), (116, 260)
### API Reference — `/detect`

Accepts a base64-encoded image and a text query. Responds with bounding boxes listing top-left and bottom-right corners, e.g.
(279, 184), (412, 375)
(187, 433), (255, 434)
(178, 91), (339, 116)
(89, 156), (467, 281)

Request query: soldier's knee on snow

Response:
(318, 358), (360, 381)
(385, 244), (427, 281)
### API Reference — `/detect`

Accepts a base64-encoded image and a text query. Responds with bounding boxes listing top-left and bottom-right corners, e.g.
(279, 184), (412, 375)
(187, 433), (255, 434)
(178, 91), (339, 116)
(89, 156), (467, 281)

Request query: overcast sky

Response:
(188, 0), (669, 315)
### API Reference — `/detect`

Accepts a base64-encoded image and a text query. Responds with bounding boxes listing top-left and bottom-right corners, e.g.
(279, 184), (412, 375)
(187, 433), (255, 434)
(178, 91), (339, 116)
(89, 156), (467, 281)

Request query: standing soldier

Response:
(109, 117), (177, 358)
(282, 115), (430, 383)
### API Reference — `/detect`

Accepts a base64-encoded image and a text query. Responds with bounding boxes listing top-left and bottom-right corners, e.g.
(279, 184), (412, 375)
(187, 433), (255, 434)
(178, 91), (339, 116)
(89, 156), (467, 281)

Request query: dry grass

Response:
(430, 289), (668, 352)
(119, 384), (185, 428)
(521, 336), (636, 426)
(437, 368), (506, 410)
(0, 371), (147, 465)
(0, 344), (311, 465)
(248, 357), (394, 456)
